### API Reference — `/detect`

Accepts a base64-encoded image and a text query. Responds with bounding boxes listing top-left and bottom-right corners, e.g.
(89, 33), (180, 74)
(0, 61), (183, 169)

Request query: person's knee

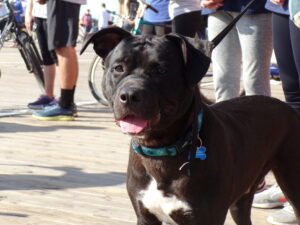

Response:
(55, 46), (76, 56)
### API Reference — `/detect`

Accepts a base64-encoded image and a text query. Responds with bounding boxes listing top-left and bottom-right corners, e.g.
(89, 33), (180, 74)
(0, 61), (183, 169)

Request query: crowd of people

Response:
(0, 0), (298, 224)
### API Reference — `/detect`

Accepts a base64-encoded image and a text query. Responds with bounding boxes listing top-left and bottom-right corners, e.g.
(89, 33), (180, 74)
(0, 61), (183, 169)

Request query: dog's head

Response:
(81, 27), (211, 142)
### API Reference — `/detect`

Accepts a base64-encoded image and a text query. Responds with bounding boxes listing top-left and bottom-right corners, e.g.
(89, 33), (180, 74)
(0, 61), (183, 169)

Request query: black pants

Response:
(34, 17), (56, 65)
(142, 22), (171, 36)
(172, 10), (203, 38)
(273, 13), (300, 114)
(0, 17), (8, 32)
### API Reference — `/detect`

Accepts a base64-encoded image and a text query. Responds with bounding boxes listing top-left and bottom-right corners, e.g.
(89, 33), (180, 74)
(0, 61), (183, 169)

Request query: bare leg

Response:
(43, 64), (56, 98)
(55, 46), (78, 90)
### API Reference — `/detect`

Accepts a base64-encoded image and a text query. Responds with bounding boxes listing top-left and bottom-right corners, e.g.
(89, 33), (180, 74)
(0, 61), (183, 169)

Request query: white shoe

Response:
(267, 203), (298, 225)
(252, 185), (287, 209)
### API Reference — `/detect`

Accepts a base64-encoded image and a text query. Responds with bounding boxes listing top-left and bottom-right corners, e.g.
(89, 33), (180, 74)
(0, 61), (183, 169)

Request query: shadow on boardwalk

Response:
(0, 164), (126, 190)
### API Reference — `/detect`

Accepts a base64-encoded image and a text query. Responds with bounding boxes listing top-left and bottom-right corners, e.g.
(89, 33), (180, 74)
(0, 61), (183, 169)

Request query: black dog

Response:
(81, 27), (300, 225)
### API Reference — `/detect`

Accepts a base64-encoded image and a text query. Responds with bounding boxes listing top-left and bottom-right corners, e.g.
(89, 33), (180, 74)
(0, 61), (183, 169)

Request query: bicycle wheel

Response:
(88, 55), (108, 106)
(17, 31), (44, 91)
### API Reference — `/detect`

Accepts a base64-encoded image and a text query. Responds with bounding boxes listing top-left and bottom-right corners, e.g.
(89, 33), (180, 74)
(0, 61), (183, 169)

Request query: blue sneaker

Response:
(44, 98), (77, 116)
(27, 95), (54, 109)
(32, 103), (75, 121)
(270, 65), (280, 81)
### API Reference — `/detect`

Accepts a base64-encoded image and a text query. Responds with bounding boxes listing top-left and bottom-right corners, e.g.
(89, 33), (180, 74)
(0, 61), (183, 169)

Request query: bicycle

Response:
(0, 0), (44, 91)
(88, 1), (158, 106)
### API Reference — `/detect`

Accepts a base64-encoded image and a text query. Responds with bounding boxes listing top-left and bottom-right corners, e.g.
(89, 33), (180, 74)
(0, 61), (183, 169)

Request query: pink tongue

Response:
(119, 116), (148, 134)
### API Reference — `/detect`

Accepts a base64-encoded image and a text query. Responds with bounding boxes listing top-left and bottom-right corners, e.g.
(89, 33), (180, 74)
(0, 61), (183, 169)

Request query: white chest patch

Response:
(138, 177), (191, 225)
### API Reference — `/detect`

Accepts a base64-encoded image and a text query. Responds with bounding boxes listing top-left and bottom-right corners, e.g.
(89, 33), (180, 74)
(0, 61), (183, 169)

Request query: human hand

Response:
(35, 0), (46, 4)
(270, 0), (286, 6)
(128, 19), (135, 25)
(25, 14), (34, 31)
(201, 0), (224, 9)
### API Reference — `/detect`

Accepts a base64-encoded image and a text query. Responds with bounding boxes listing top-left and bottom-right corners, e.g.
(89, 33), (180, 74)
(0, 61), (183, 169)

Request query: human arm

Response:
(35, 0), (46, 5)
(98, 12), (103, 29)
(25, 0), (34, 31)
(270, 0), (286, 6)
(201, 0), (224, 9)
(124, 0), (131, 18)
(123, 0), (135, 24)
(14, 1), (24, 14)
(80, 14), (85, 25)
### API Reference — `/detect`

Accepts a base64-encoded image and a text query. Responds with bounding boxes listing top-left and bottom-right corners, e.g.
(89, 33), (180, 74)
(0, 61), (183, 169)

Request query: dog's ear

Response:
(165, 34), (212, 86)
(80, 27), (132, 58)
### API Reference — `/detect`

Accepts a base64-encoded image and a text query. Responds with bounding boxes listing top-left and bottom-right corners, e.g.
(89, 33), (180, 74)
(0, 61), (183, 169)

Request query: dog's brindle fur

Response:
(81, 27), (300, 225)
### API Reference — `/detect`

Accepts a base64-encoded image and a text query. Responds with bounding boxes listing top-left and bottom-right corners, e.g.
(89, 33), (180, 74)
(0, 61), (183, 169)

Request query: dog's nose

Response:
(119, 88), (142, 105)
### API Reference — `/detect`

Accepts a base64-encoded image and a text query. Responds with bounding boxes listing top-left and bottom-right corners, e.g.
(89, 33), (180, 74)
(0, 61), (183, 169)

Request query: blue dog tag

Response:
(195, 146), (206, 160)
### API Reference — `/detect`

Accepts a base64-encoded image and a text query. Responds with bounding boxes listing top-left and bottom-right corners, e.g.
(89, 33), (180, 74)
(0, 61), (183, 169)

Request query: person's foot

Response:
(267, 203), (297, 225)
(27, 95), (55, 109)
(32, 103), (75, 121)
(45, 97), (77, 117)
(252, 185), (287, 209)
(270, 65), (281, 81)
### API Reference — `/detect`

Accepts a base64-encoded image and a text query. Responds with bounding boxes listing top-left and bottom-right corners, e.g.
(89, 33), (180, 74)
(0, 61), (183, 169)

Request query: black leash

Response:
(210, 0), (259, 49)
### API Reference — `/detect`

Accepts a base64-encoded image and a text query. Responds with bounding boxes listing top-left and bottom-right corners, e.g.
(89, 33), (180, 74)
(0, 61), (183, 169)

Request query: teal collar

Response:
(132, 112), (206, 158)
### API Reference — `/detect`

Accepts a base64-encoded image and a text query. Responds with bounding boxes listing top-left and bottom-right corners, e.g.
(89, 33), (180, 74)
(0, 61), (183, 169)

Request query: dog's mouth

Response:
(116, 114), (160, 135)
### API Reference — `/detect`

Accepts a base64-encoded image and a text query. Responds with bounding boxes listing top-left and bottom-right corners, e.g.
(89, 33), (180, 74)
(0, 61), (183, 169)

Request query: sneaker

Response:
(48, 98), (59, 106)
(270, 65), (281, 81)
(72, 103), (78, 117)
(256, 180), (267, 193)
(267, 203), (298, 225)
(28, 95), (54, 110)
(252, 185), (287, 209)
(32, 103), (75, 121)
(47, 98), (77, 117)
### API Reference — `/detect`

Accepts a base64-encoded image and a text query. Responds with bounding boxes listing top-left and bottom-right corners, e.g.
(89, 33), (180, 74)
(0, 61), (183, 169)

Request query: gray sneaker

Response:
(267, 203), (297, 225)
(252, 185), (287, 208)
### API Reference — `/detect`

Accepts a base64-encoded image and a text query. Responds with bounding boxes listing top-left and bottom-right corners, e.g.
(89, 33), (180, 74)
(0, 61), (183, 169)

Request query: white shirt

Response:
(169, 0), (202, 19)
(21, 0), (27, 17)
(0, 3), (8, 18)
(98, 8), (110, 30)
(33, 3), (47, 19)
(62, 0), (87, 4)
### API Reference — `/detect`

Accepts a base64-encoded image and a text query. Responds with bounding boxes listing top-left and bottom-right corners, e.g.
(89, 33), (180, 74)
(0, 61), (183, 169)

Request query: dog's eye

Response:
(114, 65), (124, 72)
(157, 67), (167, 74)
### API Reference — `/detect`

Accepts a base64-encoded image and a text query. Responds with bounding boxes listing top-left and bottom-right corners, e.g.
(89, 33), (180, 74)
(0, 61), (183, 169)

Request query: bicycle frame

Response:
(0, 2), (16, 48)
(0, 0), (44, 89)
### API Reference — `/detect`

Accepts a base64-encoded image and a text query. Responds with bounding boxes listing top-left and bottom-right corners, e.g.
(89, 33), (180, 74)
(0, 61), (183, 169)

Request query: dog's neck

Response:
(135, 90), (202, 149)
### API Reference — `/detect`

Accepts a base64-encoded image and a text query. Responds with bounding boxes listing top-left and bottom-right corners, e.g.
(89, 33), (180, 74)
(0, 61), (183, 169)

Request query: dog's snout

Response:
(119, 88), (142, 105)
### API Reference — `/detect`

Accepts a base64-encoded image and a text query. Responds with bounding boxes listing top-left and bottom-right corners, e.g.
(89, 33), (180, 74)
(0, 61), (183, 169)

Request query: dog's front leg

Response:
(229, 192), (254, 225)
(127, 171), (162, 225)
(135, 206), (162, 225)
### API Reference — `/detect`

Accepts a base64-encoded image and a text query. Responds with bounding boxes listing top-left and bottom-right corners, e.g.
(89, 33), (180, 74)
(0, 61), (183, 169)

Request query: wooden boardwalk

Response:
(0, 42), (285, 225)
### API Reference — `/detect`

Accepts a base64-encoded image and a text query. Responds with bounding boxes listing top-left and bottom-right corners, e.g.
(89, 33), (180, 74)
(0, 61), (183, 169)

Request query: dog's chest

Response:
(138, 177), (191, 224)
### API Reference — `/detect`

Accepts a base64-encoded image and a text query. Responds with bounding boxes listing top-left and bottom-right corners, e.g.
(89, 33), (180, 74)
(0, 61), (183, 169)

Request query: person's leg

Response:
(39, 17), (56, 98)
(237, 13), (272, 97)
(43, 64), (56, 98)
(28, 17), (56, 109)
(33, 0), (80, 120)
(207, 11), (242, 102)
(172, 10), (202, 38)
(273, 13), (300, 114)
(55, 46), (78, 108)
(289, 17), (300, 114)
(154, 23), (168, 36)
(142, 23), (154, 35)
(47, 0), (80, 109)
